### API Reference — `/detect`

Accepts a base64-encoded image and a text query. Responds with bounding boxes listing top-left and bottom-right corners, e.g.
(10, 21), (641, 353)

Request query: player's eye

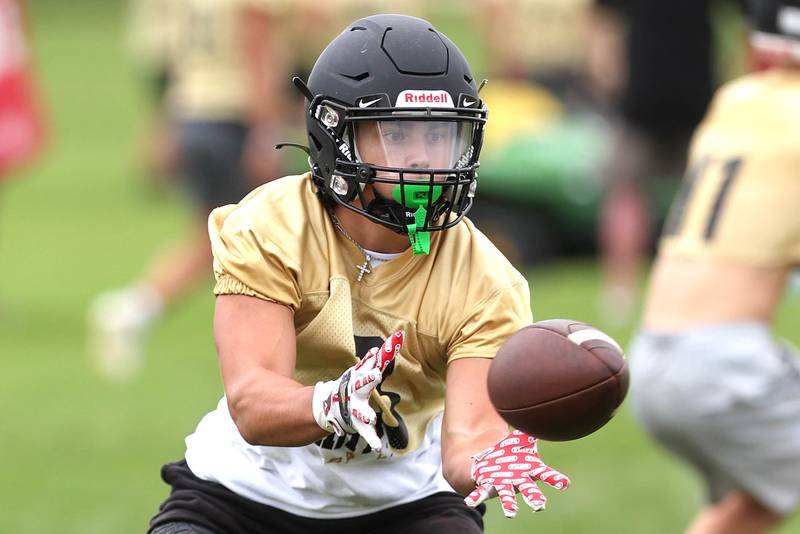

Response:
(426, 132), (446, 144)
(382, 131), (406, 143)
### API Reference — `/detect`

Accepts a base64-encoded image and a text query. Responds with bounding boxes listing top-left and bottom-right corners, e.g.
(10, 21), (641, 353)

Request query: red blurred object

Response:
(0, 66), (46, 177)
(0, 0), (47, 179)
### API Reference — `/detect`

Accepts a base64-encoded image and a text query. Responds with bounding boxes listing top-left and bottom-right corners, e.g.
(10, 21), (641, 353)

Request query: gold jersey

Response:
(126, 0), (182, 71)
(209, 173), (531, 456)
(660, 69), (800, 266)
(166, 0), (289, 120)
(482, 0), (592, 74)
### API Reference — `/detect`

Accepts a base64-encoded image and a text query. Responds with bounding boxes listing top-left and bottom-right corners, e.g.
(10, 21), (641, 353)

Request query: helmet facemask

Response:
(314, 100), (485, 254)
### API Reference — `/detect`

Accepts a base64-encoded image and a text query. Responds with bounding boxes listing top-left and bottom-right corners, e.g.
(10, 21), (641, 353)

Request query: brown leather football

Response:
(488, 319), (629, 441)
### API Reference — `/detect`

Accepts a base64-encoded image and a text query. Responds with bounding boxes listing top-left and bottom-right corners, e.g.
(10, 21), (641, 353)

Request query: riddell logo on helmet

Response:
(396, 90), (454, 108)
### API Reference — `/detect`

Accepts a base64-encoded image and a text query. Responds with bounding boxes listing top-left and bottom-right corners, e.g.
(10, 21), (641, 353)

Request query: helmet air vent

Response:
(341, 72), (370, 82)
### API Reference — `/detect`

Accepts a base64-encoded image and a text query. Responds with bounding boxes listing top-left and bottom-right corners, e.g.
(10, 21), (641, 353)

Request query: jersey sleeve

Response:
(446, 280), (532, 363)
(208, 198), (302, 311)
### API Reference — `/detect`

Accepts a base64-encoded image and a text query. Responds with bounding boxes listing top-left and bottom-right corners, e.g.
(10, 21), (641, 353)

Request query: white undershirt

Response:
(185, 398), (452, 518)
(364, 248), (402, 268)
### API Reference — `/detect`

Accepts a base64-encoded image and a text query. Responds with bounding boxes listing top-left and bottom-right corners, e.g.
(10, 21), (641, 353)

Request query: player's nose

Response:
(404, 133), (430, 169)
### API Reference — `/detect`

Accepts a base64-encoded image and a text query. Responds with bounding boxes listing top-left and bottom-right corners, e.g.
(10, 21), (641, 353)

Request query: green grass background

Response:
(1, 2), (798, 533)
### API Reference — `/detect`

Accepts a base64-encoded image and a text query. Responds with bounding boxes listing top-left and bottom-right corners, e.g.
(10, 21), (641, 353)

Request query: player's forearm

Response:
(226, 368), (327, 446)
(441, 427), (508, 495)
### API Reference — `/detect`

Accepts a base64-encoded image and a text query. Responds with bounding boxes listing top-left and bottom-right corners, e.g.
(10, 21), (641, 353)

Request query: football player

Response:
(629, 1), (800, 532)
(147, 14), (569, 534)
(88, 0), (290, 380)
(591, 0), (745, 325)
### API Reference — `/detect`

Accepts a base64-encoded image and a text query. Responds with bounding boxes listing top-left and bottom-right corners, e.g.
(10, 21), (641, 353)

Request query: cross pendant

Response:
(356, 258), (371, 282)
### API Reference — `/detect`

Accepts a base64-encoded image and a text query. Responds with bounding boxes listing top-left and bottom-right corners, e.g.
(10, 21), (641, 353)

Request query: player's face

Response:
(354, 120), (470, 198)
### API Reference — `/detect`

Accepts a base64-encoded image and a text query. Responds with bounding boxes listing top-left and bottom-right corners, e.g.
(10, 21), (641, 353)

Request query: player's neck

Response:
(333, 205), (411, 254)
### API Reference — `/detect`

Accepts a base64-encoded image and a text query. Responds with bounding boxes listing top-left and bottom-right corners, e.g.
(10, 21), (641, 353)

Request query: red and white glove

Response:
(312, 331), (404, 451)
(464, 430), (570, 518)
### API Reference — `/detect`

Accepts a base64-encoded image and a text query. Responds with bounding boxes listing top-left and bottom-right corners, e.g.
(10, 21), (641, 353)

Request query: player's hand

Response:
(312, 331), (404, 451)
(464, 430), (570, 518)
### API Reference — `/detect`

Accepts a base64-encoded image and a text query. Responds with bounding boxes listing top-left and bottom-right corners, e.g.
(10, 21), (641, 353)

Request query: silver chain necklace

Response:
(326, 206), (372, 282)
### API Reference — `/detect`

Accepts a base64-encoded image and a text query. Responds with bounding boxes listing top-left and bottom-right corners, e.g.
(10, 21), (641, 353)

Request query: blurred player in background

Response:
(479, 0), (593, 105)
(148, 15), (569, 534)
(630, 1), (800, 532)
(89, 0), (291, 380)
(126, 0), (181, 187)
(455, 0), (602, 265)
(591, 0), (745, 324)
(276, 0), (363, 142)
(0, 0), (47, 181)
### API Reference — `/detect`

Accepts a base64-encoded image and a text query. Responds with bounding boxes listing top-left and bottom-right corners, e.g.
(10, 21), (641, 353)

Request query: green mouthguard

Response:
(392, 184), (442, 209)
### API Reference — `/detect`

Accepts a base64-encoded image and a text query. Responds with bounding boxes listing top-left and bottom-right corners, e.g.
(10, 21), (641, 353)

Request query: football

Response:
(488, 319), (629, 441)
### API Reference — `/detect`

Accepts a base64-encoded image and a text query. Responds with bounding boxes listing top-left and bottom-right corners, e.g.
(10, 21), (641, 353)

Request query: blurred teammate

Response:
(630, 2), (800, 532)
(148, 15), (569, 534)
(89, 0), (290, 380)
(479, 0), (593, 102)
(126, 0), (181, 186)
(591, 0), (745, 324)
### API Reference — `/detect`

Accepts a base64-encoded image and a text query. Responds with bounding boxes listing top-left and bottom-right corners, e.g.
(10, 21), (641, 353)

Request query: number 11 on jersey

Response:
(664, 155), (743, 241)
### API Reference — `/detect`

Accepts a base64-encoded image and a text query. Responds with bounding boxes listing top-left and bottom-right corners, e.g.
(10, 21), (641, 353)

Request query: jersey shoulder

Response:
(703, 70), (800, 135)
(446, 216), (529, 290)
(209, 173), (324, 308)
(211, 172), (322, 248)
(435, 217), (532, 362)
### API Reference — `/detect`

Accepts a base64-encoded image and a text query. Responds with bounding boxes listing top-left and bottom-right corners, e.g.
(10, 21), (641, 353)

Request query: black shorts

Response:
(178, 120), (252, 211)
(149, 460), (485, 534)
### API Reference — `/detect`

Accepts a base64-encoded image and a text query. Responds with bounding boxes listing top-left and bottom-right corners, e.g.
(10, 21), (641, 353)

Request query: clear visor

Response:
(353, 120), (474, 171)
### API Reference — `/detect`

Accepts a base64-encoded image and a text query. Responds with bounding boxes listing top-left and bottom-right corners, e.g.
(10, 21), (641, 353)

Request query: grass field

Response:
(1, 2), (798, 533)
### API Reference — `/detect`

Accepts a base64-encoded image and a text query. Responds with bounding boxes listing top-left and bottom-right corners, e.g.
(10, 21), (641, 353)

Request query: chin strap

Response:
(407, 207), (431, 255)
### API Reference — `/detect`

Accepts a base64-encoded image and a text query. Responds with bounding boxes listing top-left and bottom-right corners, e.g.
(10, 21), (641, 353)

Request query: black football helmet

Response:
(297, 14), (486, 254)
(748, 0), (800, 58)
